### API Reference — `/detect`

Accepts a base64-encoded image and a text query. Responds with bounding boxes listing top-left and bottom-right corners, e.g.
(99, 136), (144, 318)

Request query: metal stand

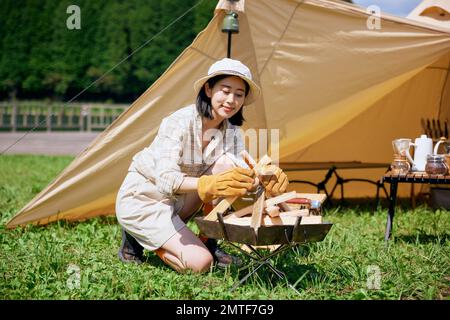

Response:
(226, 242), (301, 295)
(195, 210), (333, 295)
(216, 213), (303, 295)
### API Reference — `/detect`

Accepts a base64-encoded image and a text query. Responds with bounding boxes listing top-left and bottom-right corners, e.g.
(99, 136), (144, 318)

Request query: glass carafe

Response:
(390, 154), (410, 175)
(425, 154), (448, 175)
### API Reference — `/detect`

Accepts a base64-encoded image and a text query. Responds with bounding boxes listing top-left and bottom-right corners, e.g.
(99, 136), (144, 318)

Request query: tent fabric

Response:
(407, 0), (450, 31)
(7, 0), (450, 228)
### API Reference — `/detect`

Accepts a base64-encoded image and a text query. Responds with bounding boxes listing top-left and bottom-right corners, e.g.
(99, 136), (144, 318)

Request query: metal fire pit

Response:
(194, 215), (332, 245)
(194, 214), (333, 294)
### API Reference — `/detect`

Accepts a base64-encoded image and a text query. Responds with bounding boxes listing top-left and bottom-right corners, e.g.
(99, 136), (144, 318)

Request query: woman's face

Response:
(205, 76), (246, 121)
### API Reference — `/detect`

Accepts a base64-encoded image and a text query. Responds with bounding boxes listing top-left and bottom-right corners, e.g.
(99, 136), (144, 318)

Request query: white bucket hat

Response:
(194, 58), (261, 105)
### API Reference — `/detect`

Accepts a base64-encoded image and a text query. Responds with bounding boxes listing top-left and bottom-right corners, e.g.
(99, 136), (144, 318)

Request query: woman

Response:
(116, 58), (289, 273)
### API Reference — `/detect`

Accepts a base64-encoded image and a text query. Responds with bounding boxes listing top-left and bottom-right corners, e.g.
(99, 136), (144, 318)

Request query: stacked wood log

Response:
(224, 191), (326, 226)
(203, 152), (326, 228)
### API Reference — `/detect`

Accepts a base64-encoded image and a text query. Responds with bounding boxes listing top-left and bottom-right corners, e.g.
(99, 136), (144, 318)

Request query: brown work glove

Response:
(197, 167), (255, 203)
(260, 165), (289, 196)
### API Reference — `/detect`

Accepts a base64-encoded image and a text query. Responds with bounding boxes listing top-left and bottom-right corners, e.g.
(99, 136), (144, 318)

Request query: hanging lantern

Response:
(222, 11), (239, 34)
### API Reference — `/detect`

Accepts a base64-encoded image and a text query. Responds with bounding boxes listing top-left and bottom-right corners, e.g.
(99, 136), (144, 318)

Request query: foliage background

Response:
(0, 0), (354, 103)
(0, 0), (216, 102)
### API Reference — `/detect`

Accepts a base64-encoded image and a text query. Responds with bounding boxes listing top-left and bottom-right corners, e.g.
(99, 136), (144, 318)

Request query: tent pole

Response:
(227, 32), (232, 58)
(222, 8), (239, 58)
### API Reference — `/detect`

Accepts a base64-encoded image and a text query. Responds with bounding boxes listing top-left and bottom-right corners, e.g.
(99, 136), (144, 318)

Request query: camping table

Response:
(381, 171), (450, 240)
(195, 214), (333, 294)
(280, 162), (390, 204)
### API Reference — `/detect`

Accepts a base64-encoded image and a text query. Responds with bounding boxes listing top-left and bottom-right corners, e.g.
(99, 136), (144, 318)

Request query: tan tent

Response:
(7, 0), (450, 228)
(407, 0), (450, 30)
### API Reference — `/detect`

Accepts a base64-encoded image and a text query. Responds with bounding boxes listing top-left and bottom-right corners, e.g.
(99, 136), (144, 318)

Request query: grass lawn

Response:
(0, 155), (449, 299)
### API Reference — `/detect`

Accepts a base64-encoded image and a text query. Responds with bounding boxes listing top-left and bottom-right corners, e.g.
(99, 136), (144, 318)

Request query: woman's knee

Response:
(159, 248), (213, 273)
(159, 228), (214, 273)
(184, 251), (214, 273)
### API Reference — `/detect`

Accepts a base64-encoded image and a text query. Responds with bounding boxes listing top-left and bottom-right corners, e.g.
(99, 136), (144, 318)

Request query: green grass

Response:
(0, 155), (449, 299)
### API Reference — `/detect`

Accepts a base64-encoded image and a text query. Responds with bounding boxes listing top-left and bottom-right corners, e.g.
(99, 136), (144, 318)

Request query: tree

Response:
(194, 0), (217, 34)
(155, 0), (197, 80)
(84, 0), (132, 101)
(0, 0), (33, 99)
(125, 0), (164, 99)
(22, 0), (57, 97)
(0, 0), (355, 102)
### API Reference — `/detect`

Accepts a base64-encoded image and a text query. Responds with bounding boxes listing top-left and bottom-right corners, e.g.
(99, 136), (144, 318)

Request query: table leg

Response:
(385, 181), (398, 241)
(410, 183), (416, 209)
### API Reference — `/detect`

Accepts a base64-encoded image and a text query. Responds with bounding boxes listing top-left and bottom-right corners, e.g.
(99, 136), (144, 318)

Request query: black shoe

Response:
(118, 229), (144, 264)
(204, 238), (242, 269)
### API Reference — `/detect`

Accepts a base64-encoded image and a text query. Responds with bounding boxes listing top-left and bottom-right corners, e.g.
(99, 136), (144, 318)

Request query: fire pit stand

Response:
(195, 213), (333, 293)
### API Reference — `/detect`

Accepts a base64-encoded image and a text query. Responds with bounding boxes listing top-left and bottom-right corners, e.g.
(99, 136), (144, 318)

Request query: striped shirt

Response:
(131, 104), (248, 197)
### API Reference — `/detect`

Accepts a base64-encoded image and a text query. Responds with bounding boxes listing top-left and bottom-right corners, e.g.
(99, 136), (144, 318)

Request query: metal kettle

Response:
(433, 137), (450, 155)
(408, 135), (433, 172)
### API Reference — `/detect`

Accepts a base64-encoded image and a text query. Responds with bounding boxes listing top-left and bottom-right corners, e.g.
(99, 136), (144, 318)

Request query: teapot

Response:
(433, 137), (449, 155)
(432, 137), (450, 174)
(406, 134), (433, 172)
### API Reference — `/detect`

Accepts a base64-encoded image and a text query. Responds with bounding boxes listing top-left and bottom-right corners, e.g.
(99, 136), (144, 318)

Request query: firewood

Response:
(232, 191), (299, 218)
(224, 210), (322, 226)
(266, 205), (280, 217)
(203, 196), (238, 221)
(265, 191), (297, 207)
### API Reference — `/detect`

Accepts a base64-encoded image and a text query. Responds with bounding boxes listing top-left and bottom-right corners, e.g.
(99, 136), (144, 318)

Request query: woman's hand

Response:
(197, 167), (255, 203)
(260, 165), (289, 196)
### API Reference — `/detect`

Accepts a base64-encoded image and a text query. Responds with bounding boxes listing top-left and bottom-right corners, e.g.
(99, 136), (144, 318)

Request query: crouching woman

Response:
(115, 58), (289, 273)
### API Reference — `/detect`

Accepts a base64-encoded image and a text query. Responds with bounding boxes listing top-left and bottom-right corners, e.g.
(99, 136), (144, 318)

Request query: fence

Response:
(0, 101), (128, 132)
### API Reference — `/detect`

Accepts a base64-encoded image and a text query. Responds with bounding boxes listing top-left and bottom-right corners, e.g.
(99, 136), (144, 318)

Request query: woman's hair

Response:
(196, 74), (250, 126)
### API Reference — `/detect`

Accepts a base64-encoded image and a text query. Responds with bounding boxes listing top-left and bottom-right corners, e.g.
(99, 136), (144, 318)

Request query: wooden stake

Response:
(203, 196), (238, 221)
(232, 191), (298, 218)
(265, 191), (297, 207)
(250, 190), (265, 233)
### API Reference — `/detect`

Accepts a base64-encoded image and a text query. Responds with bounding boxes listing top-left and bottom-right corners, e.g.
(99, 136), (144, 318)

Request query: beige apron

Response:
(115, 163), (186, 251)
